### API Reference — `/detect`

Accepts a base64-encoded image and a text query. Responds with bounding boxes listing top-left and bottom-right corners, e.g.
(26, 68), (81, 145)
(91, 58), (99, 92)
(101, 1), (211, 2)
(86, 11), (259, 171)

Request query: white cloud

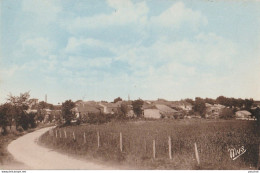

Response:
(150, 2), (207, 30)
(66, 1), (207, 34)
(67, 0), (148, 32)
(62, 56), (112, 69)
(22, 37), (55, 57)
(22, 0), (61, 24)
(64, 37), (110, 53)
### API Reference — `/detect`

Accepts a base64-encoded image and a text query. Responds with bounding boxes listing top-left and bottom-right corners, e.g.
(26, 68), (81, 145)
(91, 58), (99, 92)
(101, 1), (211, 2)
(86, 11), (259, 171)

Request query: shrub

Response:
(86, 113), (113, 124)
(219, 108), (235, 119)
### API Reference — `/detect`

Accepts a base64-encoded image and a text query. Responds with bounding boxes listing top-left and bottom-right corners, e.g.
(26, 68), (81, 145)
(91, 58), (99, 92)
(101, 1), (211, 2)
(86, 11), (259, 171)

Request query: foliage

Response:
(204, 98), (216, 105)
(113, 97), (123, 103)
(86, 113), (113, 124)
(116, 103), (129, 119)
(7, 92), (31, 130)
(193, 97), (206, 117)
(0, 103), (11, 135)
(219, 108), (235, 119)
(184, 98), (194, 105)
(61, 100), (75, 125)
(132, 99), (144, 117)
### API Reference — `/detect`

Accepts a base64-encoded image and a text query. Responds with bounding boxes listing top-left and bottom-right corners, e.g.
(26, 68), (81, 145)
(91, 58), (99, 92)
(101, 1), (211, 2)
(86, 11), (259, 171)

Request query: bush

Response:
(219, 108), (235, 119)
(86, 113), (113, 124)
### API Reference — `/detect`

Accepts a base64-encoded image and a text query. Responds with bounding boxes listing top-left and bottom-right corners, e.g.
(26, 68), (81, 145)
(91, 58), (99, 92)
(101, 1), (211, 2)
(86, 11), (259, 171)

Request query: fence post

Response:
(59, 130), (62, 138)
(83, 132), (86, 144)
(144, 139), (147, 153)
(73, 131), (76, 141)
(97, 131), (100, 148)
(64, 130), (67, 138)
(55, 130), (58, 138)
(194, 142), (200, 166)
(168, 136), (172, 159)
(120, 132), (123, 152)
(153, 140), (156, 159)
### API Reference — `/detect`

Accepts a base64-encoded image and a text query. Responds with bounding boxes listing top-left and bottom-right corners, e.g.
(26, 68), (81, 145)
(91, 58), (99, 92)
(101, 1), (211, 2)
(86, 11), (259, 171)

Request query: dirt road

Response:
(6, 127), (116, 169)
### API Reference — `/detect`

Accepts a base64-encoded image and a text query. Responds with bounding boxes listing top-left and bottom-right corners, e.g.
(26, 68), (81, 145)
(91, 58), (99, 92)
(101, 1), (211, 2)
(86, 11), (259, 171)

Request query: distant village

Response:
(1, 92), (260, 135)
(26, 95), (260, 124)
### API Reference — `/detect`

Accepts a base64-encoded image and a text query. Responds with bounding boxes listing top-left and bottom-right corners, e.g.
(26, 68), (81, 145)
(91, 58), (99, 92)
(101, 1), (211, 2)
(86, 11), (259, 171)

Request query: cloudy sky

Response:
(1, 0), (260, 104)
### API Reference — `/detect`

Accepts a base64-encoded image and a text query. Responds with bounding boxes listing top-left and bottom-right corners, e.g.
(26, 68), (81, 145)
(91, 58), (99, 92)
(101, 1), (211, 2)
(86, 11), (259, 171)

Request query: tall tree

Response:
(61, 100), (75, 125)
(7, 92), (30, 130)
(132, 99), (144, 117)
(0, 103), (11, 135)
(193, 97), (206, 117)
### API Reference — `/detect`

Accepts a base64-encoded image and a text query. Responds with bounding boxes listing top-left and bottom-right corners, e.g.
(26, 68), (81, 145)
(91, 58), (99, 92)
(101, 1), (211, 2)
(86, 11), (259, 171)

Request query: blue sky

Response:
(1, 0), (260, 104)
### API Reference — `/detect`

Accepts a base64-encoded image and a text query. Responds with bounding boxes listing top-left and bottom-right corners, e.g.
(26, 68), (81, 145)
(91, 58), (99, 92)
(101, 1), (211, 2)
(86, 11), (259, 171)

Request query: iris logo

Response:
(228, 146), (246, 160)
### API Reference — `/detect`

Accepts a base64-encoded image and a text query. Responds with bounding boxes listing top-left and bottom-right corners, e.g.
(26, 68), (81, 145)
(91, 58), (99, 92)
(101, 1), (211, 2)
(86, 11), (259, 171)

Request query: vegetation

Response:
(0, 92), (39, 135)
(193, 97), (206, 117)
(39, 119), (259, 169)
(219, 108), (235, 119)
(113, 97), (123, 103)
(61, 100), (75, 125)
(132, 99), (144, 117)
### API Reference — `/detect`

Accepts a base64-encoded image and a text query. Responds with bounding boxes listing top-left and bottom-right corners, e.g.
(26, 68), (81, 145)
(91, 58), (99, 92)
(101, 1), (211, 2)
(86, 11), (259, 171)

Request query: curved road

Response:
(7, 127), (116, 169)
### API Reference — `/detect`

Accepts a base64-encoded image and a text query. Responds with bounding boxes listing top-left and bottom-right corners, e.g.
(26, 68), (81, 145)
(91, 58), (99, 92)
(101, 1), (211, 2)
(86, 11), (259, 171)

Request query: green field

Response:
(39, 119), (259, 169)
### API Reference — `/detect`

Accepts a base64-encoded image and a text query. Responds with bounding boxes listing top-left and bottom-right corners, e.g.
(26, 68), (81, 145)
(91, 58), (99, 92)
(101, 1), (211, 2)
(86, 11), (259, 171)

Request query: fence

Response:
(48, 128), (203, 163)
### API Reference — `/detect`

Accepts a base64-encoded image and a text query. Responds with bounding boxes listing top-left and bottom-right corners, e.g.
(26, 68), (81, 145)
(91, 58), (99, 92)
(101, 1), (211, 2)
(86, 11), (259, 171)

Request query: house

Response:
(205, 103), (225, 119)
(143, 109), (161, 119)
(72, 102), (102, 117)
(235, 110), (252, 120)
(155, 104), (178, 117)
(143, 104), (178, 119)
(170, 101), (193, 111)
(98, 102), (122, 114)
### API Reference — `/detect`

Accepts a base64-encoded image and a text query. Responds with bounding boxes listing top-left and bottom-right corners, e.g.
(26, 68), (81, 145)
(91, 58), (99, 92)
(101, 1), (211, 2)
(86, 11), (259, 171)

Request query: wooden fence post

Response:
(83, 132), (86, 144)
(73, 131), (76, 141)
(55, 130), (58, 138)
(64, 130), (67, 138)
(153, 140), (156, 159)
(144, 139), (147, 153)
(168, 136), (172, 160)
(59, 130), (62, 138)
(120, 132), (123, 152)
(194, 142), (200, 166)
(97, 131), (100, 148)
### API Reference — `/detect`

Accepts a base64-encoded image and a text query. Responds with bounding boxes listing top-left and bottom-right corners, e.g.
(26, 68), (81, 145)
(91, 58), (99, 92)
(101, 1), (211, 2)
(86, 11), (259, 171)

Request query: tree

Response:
(216, 96), (228, 106)
(219, 108), (234, 119)
(7, 92), (30, 130)
(61, 100), (75, 125)
(116, 103), (128, 119)
(204, 98), (216, 105)
(185, 98), (194, 105)
(114, 97), (122, 103)
(193, 97), (206, 117)
(132, 99), (144, 117)
(244, 98), (254, 111)
(0, 103), (11, 135)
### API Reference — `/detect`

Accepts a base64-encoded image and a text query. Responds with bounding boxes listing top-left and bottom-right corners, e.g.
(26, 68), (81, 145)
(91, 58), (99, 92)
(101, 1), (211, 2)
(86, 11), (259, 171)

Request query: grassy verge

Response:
(39, 119), (259, 169)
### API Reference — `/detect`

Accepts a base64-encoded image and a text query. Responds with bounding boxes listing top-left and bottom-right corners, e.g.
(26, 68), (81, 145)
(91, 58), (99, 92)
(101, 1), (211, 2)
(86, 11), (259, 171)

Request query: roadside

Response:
(6, 127), (119, 169)
(0, 124), (54, 169)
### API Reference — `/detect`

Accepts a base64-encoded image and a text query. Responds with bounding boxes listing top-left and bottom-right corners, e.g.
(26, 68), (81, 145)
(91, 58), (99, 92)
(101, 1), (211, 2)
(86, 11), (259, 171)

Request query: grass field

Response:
(39, 119), (260, 169)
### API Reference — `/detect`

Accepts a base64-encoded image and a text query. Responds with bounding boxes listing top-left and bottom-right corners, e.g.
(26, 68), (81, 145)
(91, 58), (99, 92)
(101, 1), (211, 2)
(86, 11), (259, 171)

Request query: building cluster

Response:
(25, 97), (260, 123)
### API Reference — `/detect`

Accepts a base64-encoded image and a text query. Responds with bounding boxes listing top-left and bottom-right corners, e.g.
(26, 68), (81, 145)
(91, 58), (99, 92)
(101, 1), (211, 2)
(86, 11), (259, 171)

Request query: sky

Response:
(0, 0), (260, 104)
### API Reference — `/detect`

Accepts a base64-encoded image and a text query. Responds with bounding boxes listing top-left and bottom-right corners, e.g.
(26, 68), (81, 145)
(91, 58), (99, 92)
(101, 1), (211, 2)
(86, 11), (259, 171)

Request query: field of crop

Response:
(39, 119), (260, 169)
